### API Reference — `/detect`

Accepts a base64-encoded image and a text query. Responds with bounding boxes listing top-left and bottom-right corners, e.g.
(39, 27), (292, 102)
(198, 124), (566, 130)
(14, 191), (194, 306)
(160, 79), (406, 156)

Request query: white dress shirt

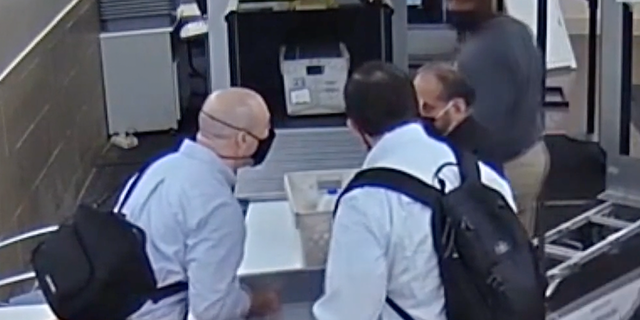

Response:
(313, 123), (515, 320)
(116, 140), (250, 320)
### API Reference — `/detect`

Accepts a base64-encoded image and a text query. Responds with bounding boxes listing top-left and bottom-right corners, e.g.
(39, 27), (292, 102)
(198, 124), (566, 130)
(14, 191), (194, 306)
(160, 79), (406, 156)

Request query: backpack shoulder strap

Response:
(149, 281), (188, 303)
(336, 167), (443, 320)
(338, 167), (443, 211)
(114, 162), (154, 213)
(118, 173), (144, 209)
(115, 172), (145, 213)
(453, 150), (481, 183)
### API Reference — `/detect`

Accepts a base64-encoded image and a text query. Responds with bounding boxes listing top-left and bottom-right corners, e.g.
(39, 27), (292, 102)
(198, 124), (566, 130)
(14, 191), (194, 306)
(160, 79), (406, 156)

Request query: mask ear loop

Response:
(201, 112), (262, 141)
(200, 112), (262, 161)
(434, 101), (455, 120)
(439, 100), (470, 136)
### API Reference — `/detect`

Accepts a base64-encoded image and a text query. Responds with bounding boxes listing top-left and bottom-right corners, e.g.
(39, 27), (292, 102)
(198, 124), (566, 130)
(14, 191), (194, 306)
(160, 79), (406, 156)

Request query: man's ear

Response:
(347, 118), (366, 139)
(417, 100), (428, 117)
(347, 118), (373, 149)
(236, 131), (250, 147)
(346, 118), (357, 132)
(452, 98), (468, 114)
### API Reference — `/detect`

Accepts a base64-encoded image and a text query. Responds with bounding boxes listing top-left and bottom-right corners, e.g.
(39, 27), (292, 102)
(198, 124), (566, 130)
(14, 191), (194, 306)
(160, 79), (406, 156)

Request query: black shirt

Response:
(446, 117), (503, 171)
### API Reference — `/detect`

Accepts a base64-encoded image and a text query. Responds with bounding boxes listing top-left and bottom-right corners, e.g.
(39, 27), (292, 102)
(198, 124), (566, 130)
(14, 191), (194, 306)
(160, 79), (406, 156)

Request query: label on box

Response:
(291, 88), (311, 105)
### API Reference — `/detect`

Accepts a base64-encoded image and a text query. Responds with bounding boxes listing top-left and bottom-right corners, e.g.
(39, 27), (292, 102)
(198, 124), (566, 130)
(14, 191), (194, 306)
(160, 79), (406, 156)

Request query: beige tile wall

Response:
(0, 0), (107, 291)
(560, 0), (640, 35)
(557, 35), (640, 156)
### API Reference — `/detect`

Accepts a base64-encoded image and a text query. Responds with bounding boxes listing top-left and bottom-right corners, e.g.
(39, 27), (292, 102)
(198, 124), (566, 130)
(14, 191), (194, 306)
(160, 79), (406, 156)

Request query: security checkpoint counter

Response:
(232, 126), (367, 319)
(0, 200), (323, 320)
(240, 200), (324, 320)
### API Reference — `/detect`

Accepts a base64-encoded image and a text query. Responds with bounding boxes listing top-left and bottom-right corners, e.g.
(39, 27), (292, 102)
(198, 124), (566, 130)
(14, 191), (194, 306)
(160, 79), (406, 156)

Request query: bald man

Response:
(115, 88), (279, 320)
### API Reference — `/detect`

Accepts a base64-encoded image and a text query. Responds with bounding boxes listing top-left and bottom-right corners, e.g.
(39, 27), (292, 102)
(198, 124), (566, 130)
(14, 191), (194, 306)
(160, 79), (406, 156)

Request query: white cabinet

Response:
(100, 27), (181, 135)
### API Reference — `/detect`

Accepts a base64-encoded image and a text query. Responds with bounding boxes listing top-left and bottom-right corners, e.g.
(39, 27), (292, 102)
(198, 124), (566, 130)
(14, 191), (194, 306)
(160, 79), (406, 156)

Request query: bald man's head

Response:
(199, 88), (270, 139)
(414, 63), (475, 134)
(414, 63), (475, 110)
(196, 87), (273, 168)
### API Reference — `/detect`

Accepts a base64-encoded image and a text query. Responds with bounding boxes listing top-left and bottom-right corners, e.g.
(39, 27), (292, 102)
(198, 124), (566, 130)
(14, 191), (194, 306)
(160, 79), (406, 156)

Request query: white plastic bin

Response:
(284, 169), (358, 266)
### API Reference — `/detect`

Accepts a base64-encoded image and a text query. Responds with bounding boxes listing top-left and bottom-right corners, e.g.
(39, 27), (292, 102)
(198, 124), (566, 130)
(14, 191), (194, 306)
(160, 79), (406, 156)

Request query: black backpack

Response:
(338, 151), (547, 320)
(31, 169), (187, 320)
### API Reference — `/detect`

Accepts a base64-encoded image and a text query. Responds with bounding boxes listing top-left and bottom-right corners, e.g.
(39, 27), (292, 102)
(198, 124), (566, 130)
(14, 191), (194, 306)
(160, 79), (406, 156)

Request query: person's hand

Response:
(248, 290), (281, 317)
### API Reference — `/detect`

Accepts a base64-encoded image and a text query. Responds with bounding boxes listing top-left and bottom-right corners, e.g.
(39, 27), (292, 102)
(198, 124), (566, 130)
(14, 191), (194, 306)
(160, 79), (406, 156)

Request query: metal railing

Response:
(0, 226), (58, 293)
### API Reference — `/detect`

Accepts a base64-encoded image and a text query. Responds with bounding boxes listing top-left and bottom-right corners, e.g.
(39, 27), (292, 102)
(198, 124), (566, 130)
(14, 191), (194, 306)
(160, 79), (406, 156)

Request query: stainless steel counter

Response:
(0, 304), (316, 320)
(247, 302), (314, 320)
(242, 268), (324, 305)
(239, 200), (325, 319)
(239, 201), (307, 275)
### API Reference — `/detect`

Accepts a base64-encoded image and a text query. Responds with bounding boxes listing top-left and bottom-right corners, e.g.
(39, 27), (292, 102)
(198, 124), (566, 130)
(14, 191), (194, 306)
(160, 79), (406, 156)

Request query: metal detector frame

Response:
(537, 0), (640, 314)
(599, 0), (640, 208)
(208, 0), (409, 92)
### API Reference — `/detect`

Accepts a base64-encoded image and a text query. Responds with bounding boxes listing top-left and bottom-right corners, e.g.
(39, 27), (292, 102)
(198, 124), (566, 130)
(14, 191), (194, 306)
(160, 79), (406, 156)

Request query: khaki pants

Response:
(504, 140), (550, 237)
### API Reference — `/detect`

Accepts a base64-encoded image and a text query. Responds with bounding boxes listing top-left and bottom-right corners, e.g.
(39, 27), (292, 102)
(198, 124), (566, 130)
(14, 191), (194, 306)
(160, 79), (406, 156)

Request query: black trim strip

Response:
(586, 0), (599, 134)
(537, 0), (548, 82)
(620, 4), (633, 155)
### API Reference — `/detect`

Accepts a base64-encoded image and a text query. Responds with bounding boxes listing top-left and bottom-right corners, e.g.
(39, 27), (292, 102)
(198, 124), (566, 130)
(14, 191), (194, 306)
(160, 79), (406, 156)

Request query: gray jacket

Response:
(457, 15), (545, 163)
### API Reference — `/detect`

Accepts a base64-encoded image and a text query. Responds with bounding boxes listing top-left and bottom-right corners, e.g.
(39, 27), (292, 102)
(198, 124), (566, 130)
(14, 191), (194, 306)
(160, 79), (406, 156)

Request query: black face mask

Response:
(421, 117), (446, 137)
(251, 128), (276, 166)
(422, 117), (436, 129)
(446, 10), (484, 32)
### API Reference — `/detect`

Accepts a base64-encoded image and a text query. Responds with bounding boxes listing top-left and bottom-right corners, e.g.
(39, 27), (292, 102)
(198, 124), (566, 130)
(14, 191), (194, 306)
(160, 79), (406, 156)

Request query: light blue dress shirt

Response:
(116, 139), (250, 320)
(313, 123), (515, 320)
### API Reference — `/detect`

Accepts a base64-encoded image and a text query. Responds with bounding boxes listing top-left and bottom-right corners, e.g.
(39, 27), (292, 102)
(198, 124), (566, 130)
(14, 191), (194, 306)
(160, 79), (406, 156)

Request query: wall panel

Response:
(0, 0), (72, 72)
(0, 0), (107, 296)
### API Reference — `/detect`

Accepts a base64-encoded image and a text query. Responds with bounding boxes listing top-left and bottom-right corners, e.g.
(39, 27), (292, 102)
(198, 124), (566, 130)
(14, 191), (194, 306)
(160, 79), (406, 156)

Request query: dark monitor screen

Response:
(409, 0), (505, 24)
(408, 0), (444, 24)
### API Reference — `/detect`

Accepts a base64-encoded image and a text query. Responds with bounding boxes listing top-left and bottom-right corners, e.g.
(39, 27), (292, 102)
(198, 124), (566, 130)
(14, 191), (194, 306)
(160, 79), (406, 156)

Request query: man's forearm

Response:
(189, 283), (250, 320)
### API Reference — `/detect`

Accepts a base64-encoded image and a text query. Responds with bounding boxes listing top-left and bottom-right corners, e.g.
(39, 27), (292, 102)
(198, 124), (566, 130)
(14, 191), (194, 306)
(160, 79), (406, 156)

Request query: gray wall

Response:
(0, 0), (74, 72)
(0, 0), (107, 295)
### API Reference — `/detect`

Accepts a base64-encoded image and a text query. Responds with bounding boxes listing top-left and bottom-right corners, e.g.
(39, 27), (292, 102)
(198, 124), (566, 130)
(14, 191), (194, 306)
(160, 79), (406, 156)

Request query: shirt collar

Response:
(364, 122), (429, 168)
(178, 139), (236, 187)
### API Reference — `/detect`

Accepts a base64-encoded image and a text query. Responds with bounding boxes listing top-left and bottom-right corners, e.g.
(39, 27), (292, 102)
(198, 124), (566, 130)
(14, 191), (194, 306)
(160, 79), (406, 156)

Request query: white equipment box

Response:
(101, 27), (182, 136)
(280, 42), (350, 116)
(284, 169), (357, 266)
